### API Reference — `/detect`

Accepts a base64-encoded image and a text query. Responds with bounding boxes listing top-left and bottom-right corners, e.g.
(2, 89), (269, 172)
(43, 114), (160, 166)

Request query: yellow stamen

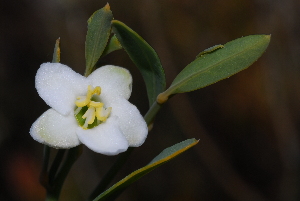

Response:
(89, 101), (103, 108)
(75, 85), (102, 107)
(74, 85), (111, 128)
(82, 107), (96, 129)
(76, 96), (90, 107)
(92, 86), (101, 95)
(96, 106), (112, 122)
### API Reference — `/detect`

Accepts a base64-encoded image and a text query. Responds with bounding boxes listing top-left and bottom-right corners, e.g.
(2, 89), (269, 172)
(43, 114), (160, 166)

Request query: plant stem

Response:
(48, 149), (66, 185)
(46, 146), (82, 201)
(45, 193), (58, 201)
(40, 145), (51, 188)
(88, 147), (134, 201)
(144, 101), (163, 125)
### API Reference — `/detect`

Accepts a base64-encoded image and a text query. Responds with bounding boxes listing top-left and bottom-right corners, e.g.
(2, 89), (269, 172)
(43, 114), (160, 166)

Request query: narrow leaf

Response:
(112, 20), (166, 106)
(85, 4), (113, 76)
(165, 35), (271, 96)
(41, 38), (61, 186)
(52, 38), (61, 63)
(93, 138), (199, 201)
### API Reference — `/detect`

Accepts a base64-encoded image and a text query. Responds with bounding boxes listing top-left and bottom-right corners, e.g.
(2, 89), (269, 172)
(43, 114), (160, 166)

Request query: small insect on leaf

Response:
(196, 44), (224, 58)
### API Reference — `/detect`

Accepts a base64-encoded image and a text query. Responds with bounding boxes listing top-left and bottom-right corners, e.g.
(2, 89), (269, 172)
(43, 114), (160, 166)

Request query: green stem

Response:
(46, 146), (82, 201)
(88, 101), (164, 200)
(144, 101), (163, 125)
(40, 145), (51, 188)
(48, 149), (66, 185)
(45, 193), (58, 201)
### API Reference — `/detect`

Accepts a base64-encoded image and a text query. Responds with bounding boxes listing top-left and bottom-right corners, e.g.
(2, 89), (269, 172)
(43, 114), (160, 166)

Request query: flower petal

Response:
(30, 109), (80, 148)
(36, 63), (89, 115)
(110, 99), (148, 147)
(87, 65), (132, 100)
(76, 117), (128, 155)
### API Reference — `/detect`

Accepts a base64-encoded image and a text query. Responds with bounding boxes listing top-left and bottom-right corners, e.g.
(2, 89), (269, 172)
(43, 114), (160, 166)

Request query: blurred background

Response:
(1, 0), (300, 200)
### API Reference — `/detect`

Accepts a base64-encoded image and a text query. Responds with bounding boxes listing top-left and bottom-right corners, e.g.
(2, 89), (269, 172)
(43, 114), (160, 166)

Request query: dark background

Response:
(1, 0), (300, 200)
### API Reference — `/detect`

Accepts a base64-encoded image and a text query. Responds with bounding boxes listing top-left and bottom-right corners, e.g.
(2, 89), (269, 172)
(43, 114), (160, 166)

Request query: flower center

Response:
(74, 85), (112, 129)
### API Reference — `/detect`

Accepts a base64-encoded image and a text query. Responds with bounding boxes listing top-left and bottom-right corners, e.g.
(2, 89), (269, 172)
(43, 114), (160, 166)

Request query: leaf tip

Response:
(260, 34), (271, 44)
(260, 34), (271, 47)
(192, 138), (200, 145)
(52, 37), (61, 63)
(104, 3), (111, 11)
(55, 37), (61, 48)
(111, 19), (120, 25)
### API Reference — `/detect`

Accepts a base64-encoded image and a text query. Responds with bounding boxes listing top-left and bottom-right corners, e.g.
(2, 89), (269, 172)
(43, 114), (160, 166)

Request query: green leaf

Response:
(93, 138), (199, 201)
(52, 38), (61, 63)
(165, 35), (271, 96)
(85, 4), (113, 76)
(101, 35), (122, 58)
(112, 20), (166, 107)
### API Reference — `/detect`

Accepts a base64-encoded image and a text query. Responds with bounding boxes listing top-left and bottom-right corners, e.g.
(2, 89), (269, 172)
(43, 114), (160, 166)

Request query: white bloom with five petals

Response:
(30, 63), (148, 155)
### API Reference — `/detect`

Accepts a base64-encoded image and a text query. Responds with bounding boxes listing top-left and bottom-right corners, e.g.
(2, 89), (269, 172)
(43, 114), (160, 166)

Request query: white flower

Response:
(30, 63), (148, 155)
